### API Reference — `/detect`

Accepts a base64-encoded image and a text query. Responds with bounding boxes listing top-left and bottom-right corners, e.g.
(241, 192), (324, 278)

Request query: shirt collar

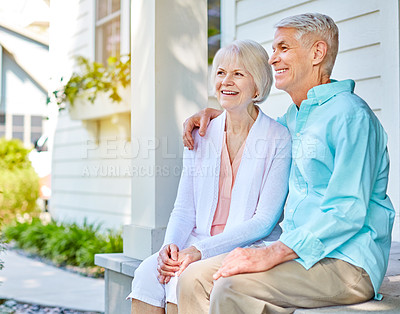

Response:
(305, 79), (355, 106)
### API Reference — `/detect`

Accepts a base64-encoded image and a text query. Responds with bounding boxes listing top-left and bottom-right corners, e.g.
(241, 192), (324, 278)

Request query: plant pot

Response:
(68, 87), (131, 121)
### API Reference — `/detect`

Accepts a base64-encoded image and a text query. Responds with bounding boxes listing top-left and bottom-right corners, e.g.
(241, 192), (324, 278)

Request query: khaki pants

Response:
(177, 253), (374, 314)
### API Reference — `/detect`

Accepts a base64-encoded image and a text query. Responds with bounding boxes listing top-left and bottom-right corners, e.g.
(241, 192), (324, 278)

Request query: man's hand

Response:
(157, 244), (181, 284)
(175, 246), (202, 277)
(183, 108), (223, 150)
(213, 241), (298, 280)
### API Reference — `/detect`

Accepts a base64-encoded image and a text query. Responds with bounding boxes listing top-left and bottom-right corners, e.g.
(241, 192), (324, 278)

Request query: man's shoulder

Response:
(325, 91), (386, 140)
(328, 90), (374, 119)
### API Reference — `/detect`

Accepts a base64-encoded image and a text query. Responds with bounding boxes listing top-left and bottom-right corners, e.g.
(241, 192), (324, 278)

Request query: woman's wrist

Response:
(186, 245), (202, 261)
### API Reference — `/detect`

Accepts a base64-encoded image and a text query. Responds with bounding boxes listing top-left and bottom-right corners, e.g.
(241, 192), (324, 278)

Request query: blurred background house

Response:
(0, 0), (51, 209)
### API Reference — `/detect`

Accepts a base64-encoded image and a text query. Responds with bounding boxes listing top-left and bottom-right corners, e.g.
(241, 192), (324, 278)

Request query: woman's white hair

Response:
(211, 39), (273, 104)
(274, 13), (339, 76)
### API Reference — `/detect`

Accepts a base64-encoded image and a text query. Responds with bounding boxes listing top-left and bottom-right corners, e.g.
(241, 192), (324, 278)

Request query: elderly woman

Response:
(127, 39), (291, 314)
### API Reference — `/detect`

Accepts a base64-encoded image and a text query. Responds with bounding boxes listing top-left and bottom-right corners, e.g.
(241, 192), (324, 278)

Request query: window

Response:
(13, 115), (24, 126)
(31, 115), (43, 145)
(12, 115), (24, 141)
(96, 0), (121, 65)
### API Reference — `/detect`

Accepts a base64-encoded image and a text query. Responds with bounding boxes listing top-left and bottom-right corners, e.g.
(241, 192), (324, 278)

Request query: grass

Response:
(1, 216), (123, 277)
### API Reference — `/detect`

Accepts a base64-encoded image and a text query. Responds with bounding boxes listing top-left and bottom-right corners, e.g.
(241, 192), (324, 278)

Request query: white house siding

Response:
(49, 0), (131, 229)
(221, 0), (400, 240)
(1, 54), (47, 116)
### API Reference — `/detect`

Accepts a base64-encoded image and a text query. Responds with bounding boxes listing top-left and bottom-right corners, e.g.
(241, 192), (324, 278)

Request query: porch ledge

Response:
(95, 253), (142, 277)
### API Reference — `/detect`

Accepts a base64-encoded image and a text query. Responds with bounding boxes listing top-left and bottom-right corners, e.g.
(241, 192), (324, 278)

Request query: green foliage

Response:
(0, 138), (32, 170)
(0, 139), (39, 225)
(51, 54), (131, 110)
(208, 27), (220, 38)
(2, 218), (123, 275)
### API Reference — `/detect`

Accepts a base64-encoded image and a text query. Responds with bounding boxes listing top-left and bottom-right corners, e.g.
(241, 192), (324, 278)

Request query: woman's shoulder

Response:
(191, 111), (225, 152)
(257, 108), (291, 139)
(193, 111), (225, 143)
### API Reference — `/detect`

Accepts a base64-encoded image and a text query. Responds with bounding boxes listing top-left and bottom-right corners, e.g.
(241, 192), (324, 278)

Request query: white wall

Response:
(0, 24), (48, 116)
(222, 0), (400, 240)
(49, 0), (131, 229)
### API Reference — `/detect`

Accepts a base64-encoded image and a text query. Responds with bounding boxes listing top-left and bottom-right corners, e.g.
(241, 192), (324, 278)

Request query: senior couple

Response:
(127, 13), (395, 313)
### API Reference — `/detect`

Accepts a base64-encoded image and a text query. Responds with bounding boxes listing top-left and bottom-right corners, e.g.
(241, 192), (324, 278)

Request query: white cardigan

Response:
(163, 109), (292, 259)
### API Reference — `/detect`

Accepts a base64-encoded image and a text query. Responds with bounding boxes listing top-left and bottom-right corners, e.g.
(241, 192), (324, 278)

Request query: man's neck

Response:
(293, 75), (331, 108)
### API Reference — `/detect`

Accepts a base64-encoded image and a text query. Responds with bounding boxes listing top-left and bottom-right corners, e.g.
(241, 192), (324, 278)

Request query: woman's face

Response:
(215, 59), (257, 112)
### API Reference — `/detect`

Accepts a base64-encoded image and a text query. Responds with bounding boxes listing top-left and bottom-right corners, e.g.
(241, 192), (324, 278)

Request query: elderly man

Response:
(177, 13), (395, 313)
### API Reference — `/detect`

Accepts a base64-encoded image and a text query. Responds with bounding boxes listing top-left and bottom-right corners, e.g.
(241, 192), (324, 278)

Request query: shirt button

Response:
(296, 133), (301, 137)
(289, 209), (294, 213)
(301, 188), (306, 193)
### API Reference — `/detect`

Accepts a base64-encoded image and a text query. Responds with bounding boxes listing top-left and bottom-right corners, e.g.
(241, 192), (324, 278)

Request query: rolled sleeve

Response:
(280, 228), (325, 268)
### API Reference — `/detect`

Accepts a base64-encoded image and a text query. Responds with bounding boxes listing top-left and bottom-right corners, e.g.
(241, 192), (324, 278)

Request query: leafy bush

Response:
(0, 139), (40, 225)
(0, 138), (32, 170)
(2, 218), (123, 276)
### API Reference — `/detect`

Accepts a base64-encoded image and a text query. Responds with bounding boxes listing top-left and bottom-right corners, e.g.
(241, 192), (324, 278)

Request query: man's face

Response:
(269, 27), (314, 97)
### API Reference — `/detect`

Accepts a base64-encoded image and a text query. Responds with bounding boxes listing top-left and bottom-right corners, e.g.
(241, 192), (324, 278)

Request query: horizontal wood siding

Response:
(50, 0), (131, 230)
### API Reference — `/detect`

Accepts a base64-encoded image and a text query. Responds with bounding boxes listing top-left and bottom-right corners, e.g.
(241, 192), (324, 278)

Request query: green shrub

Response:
(0, 139), (40, 225)
(2, 218), (123, 275)
(0, 138), (32, 170)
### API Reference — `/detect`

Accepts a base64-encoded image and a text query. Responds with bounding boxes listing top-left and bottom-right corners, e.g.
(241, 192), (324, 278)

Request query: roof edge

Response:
(0, 22), (49, 47)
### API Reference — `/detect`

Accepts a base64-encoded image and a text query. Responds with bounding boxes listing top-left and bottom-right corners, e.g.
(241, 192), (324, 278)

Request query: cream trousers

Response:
(177, 253), (374, 314)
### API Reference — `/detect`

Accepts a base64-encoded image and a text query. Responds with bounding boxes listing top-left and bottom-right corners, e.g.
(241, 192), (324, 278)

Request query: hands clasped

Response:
(157, 244), (201, 284)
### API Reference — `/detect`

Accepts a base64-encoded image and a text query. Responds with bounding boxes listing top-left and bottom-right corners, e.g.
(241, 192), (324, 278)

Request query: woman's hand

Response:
(175, 246), (202, 277)
(157, 244), (181, 284)
(183, 108), (223, 150)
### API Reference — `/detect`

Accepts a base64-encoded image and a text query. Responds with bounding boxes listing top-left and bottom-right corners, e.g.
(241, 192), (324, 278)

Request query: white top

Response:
(163, 108), (292, 259)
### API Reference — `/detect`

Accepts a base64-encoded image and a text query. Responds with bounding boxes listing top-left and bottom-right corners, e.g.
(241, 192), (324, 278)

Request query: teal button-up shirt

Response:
(277, 79), (395, 299)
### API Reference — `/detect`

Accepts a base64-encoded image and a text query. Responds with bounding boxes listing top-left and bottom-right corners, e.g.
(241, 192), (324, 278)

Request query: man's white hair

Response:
(274, 13), (339, 76)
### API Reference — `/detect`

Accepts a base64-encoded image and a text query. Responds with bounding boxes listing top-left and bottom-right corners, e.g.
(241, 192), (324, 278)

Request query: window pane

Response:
(0, 114), (5, 125)
(97, 0), (108, 20)
(13, 115), (24, 126)
(31, 115), (43, 127)
(12, 131), (24, 141)
(96, 16), (120, 65)
(112, 0), (120, 13)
